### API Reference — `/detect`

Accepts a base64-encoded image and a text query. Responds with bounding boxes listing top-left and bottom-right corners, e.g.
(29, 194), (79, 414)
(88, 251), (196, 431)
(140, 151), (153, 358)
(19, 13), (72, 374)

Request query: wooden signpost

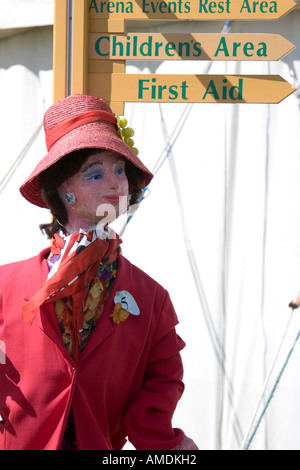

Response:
(53, 0), (297, 113)
(89, 33), (295, 61)
(88, 73), (296, 104)
(88, 0), (296, 20)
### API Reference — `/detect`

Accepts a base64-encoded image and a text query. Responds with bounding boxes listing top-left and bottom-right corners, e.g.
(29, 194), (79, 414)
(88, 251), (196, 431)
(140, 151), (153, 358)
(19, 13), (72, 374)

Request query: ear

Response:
(64, 192), (77, 205)
(57, 184), (76, 208)
(59, 180), (69, 192)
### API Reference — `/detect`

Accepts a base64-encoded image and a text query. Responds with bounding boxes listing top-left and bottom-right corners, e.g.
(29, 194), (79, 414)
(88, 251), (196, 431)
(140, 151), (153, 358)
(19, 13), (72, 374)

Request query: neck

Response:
(65, 223), (97, 234)
(64, 216), (98, 234)
(62, 223), (112, 242)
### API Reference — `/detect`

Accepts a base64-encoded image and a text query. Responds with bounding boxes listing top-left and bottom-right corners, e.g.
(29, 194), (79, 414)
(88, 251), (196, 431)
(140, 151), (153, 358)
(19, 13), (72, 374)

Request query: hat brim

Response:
(20, 120), (153, 209)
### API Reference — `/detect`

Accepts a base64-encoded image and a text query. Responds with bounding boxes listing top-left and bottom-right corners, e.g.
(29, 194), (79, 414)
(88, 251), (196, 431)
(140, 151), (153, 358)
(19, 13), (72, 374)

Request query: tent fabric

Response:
(1, 3), (300, 450)
(0, 0), (53, 32)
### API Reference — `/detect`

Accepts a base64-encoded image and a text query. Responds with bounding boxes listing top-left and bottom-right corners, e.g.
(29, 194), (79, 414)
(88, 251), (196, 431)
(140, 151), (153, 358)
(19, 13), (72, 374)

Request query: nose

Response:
(106, 171), (120, 191)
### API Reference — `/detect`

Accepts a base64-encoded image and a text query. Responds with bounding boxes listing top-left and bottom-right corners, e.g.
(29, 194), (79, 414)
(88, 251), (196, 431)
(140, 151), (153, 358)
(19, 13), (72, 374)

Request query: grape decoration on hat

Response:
(117, 116), (139, 156)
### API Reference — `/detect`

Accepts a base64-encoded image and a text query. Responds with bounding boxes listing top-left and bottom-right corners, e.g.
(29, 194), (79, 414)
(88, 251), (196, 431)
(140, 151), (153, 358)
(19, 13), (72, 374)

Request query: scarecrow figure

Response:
(0, 94), (197, 451)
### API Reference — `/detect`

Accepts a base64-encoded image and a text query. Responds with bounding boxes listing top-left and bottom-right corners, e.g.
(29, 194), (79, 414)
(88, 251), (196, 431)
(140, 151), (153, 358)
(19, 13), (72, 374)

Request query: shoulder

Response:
(117, 254), (178, 324)
(0, 247), (51, 281)
(117, 256), (185, 356)
(118, 254), (167, 297)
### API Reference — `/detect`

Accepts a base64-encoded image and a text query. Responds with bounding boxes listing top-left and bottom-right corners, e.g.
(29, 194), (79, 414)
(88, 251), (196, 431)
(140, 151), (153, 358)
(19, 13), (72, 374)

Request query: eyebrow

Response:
(81, 160), (103, 173)
(81, 158), (125, 173)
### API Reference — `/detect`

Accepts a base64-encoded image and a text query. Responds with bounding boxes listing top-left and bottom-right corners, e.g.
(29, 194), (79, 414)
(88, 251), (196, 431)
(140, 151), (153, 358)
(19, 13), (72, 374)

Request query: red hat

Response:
(20, 94), (153, 208)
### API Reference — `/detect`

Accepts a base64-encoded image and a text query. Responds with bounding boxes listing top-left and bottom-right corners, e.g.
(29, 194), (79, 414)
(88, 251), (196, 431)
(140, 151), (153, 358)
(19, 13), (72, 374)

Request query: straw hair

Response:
(20, 94), (153, 208)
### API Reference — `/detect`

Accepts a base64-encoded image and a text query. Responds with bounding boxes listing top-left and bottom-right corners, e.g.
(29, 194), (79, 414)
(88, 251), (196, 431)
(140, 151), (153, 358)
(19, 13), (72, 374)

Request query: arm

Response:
(123, 291), (194, 450)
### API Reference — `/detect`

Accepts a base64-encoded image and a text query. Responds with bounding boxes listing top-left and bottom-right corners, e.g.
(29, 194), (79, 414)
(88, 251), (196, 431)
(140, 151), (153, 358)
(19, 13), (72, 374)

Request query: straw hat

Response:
(20, 94), (153, 208)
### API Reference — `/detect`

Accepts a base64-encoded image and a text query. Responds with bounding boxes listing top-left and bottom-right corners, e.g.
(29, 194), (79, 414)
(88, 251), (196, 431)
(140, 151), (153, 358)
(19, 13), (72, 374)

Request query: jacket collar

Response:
(22, 247), (51, 301)
(22, 247), (71, 362)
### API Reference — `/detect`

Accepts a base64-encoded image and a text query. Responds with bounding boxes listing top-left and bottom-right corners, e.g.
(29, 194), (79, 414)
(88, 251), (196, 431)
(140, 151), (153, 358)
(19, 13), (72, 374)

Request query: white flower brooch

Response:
(110, 291), (140, 324)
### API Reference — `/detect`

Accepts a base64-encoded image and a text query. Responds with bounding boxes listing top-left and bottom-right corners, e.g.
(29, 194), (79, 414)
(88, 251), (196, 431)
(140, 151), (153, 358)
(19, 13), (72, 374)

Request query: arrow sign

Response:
(88, 74), (296, 104)
(88, 0), (297, 20)
(89, 33), (295, 61)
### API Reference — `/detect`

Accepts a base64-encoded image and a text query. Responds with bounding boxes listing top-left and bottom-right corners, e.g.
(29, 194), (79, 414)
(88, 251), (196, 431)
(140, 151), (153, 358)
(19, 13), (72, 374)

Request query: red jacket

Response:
(0, 248), (185, 450)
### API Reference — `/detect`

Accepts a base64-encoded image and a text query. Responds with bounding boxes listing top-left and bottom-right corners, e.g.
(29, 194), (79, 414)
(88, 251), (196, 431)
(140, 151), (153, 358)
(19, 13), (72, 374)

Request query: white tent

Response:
(1, 0), (300, 450)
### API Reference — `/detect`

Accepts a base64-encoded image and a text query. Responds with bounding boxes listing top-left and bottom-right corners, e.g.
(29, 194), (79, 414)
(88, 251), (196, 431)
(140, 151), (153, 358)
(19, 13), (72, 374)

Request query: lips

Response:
(102, 194), (126, 204)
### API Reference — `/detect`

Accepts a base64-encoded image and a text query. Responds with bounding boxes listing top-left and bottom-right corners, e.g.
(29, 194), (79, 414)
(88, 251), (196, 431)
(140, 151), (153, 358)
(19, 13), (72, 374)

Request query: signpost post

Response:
(53, 0), (68, 102)
(53, 0), (297, 112)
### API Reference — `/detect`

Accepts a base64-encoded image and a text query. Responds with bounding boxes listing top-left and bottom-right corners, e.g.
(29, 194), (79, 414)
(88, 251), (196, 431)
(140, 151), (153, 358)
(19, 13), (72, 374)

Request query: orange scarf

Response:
(22, 230), (121, 326)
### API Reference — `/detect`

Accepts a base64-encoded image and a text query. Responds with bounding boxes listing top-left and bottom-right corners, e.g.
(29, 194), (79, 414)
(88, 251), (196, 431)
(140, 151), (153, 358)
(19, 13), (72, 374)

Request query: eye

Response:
(115, 166), (126, 176)
(85, 170), (104, 181)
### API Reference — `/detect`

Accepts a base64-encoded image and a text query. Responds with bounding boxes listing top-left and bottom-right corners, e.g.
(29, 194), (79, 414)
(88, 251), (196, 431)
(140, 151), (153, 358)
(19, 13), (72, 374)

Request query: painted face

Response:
(59, 150), (129, 232)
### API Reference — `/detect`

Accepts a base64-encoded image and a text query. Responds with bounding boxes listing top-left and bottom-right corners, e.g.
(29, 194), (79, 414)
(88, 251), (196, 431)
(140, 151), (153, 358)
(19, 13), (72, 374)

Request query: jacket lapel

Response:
(22, 248), (73, 362)
(80, 255), (132, 362)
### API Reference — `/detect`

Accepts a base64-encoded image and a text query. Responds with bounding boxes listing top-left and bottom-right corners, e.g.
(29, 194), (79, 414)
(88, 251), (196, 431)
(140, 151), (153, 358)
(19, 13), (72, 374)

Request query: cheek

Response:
(76, 187), (94, 202)
(121, 175), (129, 195)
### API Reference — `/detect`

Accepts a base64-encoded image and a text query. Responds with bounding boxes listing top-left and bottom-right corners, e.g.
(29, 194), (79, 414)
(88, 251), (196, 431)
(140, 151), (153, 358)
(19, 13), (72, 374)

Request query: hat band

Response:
(45, 110), (117, 151)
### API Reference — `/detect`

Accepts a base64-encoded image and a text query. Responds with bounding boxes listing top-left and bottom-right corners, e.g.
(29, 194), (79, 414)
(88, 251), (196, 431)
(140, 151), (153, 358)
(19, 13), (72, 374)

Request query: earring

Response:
(65, 192), (77, 205)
